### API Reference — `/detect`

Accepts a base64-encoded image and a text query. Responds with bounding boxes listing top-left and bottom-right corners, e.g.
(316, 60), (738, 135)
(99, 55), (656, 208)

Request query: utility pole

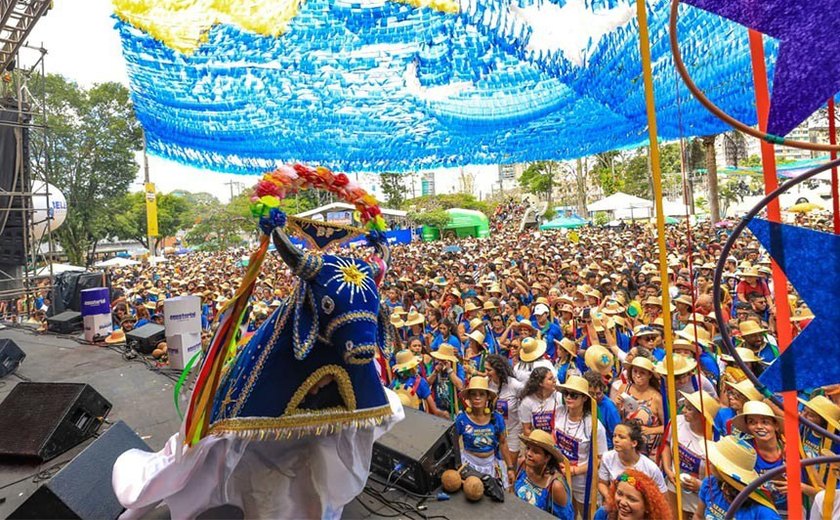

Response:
(224, 179), (237, 202)
(142, 135), (155, 258)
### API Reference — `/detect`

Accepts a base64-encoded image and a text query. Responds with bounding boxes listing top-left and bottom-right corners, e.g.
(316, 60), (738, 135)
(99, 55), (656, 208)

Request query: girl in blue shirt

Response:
(455, 376), (515, 489)
(514, 429), (574, 519)
(731, 401), (787, 516)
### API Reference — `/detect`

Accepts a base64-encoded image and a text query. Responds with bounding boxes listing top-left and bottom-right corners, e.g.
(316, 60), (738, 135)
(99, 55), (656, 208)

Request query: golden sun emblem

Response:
(324, 257), (375, 304)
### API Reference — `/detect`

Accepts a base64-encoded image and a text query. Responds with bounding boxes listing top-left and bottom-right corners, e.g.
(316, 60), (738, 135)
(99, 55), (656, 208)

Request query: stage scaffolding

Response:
(0, 0), (53, 319)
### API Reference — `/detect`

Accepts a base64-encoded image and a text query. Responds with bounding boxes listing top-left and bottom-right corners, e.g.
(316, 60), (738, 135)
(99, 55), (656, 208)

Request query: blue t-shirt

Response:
(431, 333), (463, 356)
(751, 441), (786, 513)
(698, 476), (780, 519)
(514, 470), (574, 520)
(713, 407), (737, 438)
(390, 375), (431, 410)
(596, 397), (622, 450)
(455, 411), (506, 456)
(593, 507), (608, 520)
(534, 321), (562, 360)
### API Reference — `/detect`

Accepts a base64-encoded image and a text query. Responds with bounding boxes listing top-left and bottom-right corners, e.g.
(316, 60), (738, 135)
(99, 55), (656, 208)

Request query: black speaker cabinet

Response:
(0, 337), (25, 378)
(46, 310), (82, 334)
(371, 407), (460, 494)
(125, 323), (165, 354)
(9, 420), (151, 520)
(0, 382), (111, 463)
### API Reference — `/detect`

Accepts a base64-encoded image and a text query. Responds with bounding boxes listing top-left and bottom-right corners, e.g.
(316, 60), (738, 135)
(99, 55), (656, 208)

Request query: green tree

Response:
(519, 161), (555, 199)
(184, 191), (254, 251)
(593, 211), (610, 226)
(380, 173), (406, 208)
(29, 74), (143, 265)
(407, 208), (450, 229)
(108, 191), (190, 250)
(593, 151), (624, 196)
(403, 193), (490, 215)
(622, 152), (652, 198)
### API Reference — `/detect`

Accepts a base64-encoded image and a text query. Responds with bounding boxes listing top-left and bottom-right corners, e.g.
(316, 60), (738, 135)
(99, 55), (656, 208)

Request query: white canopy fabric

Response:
(32, 263), (85, 277)
(95, 257), (140, 268)
(587, 192), (653, 212)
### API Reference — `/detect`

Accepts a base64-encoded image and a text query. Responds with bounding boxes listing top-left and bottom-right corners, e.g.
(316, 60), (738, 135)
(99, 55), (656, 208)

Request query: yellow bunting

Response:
(634, 0), (683, 510)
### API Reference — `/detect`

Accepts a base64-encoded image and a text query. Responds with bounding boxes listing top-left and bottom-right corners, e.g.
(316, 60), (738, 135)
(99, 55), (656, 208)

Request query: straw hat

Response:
(738, 321), (768, 337)
(556, 375), (591, 398)
(392, 349), (420, 372)
(488, 284), (502, 294)
(557, 337), (577, 358)
(655, 354), (697, 376)
(706, 436), (777, 511)
(724, 379), (763, 402)
(799, 395), (840, 430)
(519, 429), (566, 465)
(392, 306), (408, 316)
(790, 306), (815, 322)
(674, 294), (694, 307)
(686, 312), (707, 325)
(431, 344), (459, 363)
(104, 329), (126, 345)
(558, 303), (575, 315)
(404, 310), (425, 327)
(677, 325), (711, 347)
(739, 267), (761, 278)
(520, 337), (547, 362)
(720, 347), (765, 364)
(482, 301), (497, 311)
(731, 400), (783, 433)
(433, 276), (448, 287)
(467, 330), (486, 345)
(633, 325), (659, 338)
(463, 302), (481, 313)
(624, 356), (656, 375)
(680, 390), (721, 424)
(602, 301), (626, 315)
(390, 314), (405, 328)
(517, 319), (537, 332)
(584, 345), (614, 374)
(585, 288), (602, 300)
(460, 376), (497, 400)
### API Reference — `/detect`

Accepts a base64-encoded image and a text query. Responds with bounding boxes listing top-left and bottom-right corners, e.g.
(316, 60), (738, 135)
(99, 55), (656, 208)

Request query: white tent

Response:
(31, 263), (85, 277)
(94, 257), (140, 268)
(587, 192), (653, 220)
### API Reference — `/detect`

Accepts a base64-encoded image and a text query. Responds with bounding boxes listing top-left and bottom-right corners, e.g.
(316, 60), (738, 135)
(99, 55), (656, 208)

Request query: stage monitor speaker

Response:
(49, 271), (108, 315)
(46, 310), (82, 334)
(71, 271), (107, 313)
(0, 337), (25, 378)
(9, 420), (151, 520)
(125, 323), (165, 354)
(0, 102), (30, 265)
(371, 407), (459, 494)
(0, 382), (111, 463)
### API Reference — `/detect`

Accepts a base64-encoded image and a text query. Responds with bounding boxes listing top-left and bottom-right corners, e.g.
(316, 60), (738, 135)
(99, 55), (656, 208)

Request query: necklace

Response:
(563, 410), (585, 439)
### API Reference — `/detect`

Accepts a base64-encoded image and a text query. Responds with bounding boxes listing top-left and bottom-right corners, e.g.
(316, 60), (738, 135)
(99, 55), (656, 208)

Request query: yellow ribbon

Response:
(634, 0), (683, 511)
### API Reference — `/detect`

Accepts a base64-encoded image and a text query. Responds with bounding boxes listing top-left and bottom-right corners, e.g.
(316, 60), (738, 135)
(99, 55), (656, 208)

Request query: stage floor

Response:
(0, 325), (549, 519)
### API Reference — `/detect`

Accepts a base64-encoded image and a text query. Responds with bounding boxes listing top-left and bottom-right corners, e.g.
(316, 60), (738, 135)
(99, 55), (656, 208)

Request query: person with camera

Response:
(427, 344), (465, 419)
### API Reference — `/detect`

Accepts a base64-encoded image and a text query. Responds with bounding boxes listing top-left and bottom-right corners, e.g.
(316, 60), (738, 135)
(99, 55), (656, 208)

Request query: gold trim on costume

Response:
(286, 216), (367, 251)
(285, 364), (357, 414)
(323, 310), (378, 340)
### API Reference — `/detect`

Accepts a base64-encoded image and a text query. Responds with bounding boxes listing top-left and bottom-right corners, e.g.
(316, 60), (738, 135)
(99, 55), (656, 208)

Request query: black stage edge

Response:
(0, 325), (551, 519)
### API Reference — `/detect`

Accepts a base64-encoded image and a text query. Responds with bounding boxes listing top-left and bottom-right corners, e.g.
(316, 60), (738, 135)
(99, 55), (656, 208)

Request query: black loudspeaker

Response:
(125, 323), (165, 354)
(0, 102), (30, 265)
(9, 420), (151, 520)
(0, 337), (25, 377)
(0, 382), (111, 463)
(46, 310), (82, 334)
(371, 407), (460, 494)
(71, 272), (107, 312)
(50, 271), (108, 315)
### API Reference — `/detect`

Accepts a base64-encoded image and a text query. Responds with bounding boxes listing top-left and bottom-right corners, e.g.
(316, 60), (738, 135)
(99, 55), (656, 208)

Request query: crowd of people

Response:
(5, 199), (839, 520)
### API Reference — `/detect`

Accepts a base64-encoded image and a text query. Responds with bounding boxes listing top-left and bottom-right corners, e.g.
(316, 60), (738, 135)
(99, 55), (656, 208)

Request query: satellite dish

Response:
(30, 182), (67, 241)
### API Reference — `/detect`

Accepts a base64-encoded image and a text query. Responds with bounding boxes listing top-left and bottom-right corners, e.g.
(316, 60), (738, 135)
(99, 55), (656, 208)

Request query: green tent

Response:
(422, 208), (490, 241)
(540, 215), (588, 230)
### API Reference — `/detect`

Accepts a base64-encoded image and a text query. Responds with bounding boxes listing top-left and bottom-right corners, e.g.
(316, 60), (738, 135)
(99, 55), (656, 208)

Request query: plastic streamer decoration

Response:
(113, 0), (778, 174)
(182, 162), (387, 446)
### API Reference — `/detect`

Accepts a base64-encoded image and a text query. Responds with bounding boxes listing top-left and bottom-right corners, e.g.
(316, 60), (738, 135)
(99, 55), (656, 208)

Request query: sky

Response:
(25, 0), (501, 203)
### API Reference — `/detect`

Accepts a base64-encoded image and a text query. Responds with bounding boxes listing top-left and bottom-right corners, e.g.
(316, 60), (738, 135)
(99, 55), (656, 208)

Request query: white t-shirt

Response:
(810, 488), (840, 520)
(554, 406), (608, 501)
(519, 391), (562, 433)
(598, 450), (667, 493)
(666, 414), (709, 513)
(676, 374), (718, 399)
(514, 358), (554, 384)
(491, 378), (525, 451)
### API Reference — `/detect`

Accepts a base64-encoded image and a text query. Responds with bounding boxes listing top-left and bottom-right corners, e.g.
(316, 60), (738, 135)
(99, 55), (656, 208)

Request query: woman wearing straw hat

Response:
(463, 329), (488, 378)
(714, 379), (763, 437)
(594, 469), (673, 520)
(513, 429), (574, 519)
(555, 337), (581, 385)
(598, 421), (667, 501)
(430, 319), (462, 357)
(403, 310), (428, 349)
(454, 376), (515, 489)
(389, 349), (441, 415)
(798, 395), (840, 499)
(428, 344), (465, 419)
(731, 401), (788, 516)
(514, 337), (554, 384)
(555, 375), (608, 517)
(661, 390), (720, 519)
(616, 356), (664, 458)
(695, 435), (780, 520)
(737, 320), (778, 364)
(485, 354), (524, 461)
